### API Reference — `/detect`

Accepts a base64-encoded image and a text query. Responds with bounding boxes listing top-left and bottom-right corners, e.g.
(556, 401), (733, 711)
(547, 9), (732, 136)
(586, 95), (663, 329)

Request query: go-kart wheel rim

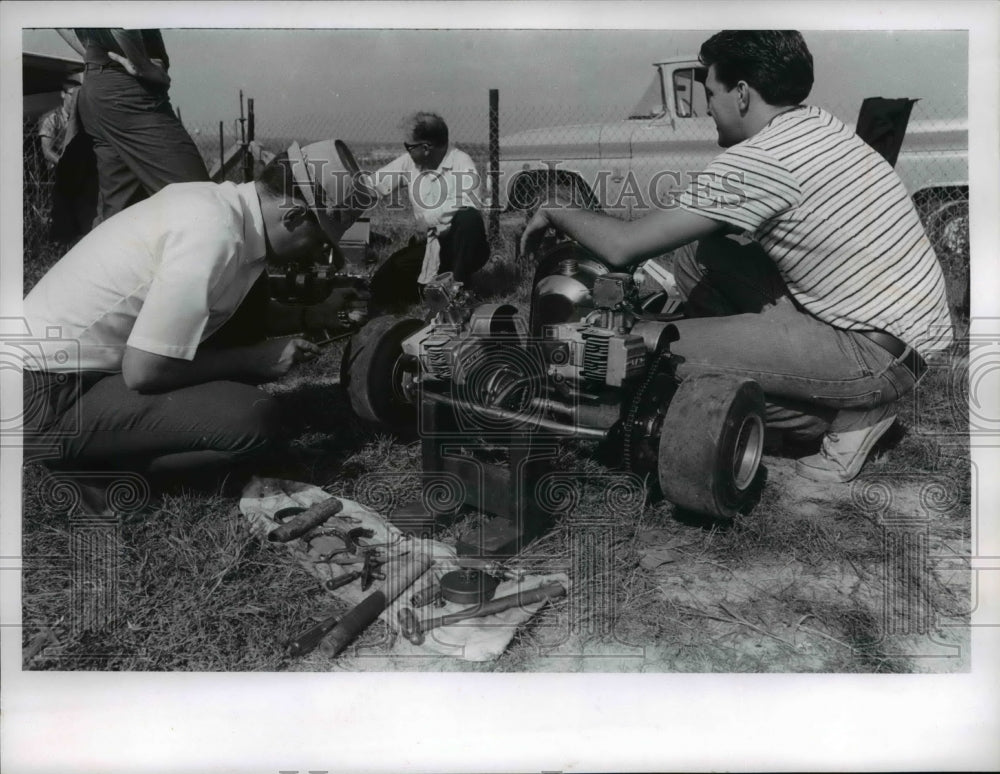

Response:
(731, 413), (764, 491)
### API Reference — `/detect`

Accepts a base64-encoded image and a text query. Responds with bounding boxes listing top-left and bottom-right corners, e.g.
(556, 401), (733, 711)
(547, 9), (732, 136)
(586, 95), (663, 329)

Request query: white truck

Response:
(497, 56), (969, 261)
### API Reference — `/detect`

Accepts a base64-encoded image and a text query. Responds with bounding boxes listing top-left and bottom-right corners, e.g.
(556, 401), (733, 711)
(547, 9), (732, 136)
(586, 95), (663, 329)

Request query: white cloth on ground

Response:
(239, 477), (567, 662)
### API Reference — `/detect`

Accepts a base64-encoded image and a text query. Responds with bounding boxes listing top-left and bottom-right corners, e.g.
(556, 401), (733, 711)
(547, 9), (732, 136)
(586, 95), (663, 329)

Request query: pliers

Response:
(360, 551), (386, 591)
(310, 526), (374, 556)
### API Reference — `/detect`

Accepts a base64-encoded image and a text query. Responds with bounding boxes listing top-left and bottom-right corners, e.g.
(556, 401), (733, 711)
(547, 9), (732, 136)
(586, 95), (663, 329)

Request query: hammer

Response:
(319, 552), (433, 658)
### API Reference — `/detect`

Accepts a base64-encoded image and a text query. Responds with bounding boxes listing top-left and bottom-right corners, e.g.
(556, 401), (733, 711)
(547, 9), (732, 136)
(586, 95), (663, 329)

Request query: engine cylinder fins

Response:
(582, 333), (610, 380)
(422, 336), (454, 379)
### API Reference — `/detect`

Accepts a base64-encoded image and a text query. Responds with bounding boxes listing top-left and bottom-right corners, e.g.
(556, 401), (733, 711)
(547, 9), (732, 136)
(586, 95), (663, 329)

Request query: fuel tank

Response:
(528, 240), (611, 336)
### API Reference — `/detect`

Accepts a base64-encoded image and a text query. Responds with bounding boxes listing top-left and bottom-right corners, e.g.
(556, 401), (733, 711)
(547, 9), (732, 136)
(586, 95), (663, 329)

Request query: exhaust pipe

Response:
(421, 391), (609, 439)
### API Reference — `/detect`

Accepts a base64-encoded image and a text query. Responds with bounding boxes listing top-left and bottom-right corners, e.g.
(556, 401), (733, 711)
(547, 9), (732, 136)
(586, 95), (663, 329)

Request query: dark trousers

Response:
(50, 134), (99, 244)
(78, 64), (209, 223)
(23, 276), (282, 481)
(369, 207), (490, 309)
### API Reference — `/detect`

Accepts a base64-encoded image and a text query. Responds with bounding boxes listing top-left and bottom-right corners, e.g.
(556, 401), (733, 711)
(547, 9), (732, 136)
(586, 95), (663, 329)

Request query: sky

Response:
(19, 26), (968, 145)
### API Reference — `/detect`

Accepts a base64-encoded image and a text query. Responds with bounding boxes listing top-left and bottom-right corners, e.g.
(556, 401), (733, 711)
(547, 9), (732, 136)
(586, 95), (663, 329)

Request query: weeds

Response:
(19, 123), (972, 673)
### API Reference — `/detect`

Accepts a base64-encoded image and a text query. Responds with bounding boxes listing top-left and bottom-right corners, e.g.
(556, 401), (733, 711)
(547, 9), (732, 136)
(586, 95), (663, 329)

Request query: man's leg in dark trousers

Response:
(22, 277), (283, 514)
(77, 68), (210, 222)
(368, 208), (489, 312)
(439, 208), (490, 282)
(368, 241), (426, 313)
(51, 376), (286, 477)
(26, 373), (286, 514)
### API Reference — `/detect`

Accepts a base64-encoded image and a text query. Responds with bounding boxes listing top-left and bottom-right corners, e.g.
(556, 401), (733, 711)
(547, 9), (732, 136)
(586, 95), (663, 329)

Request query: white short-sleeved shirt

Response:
(676, 105), (954, 359)
(24, 181), (268, 372)
(371, 147), (482, 233)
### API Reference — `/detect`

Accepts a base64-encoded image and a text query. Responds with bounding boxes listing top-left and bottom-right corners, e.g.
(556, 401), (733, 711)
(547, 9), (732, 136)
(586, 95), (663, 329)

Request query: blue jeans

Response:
(669, 236), (921, 439)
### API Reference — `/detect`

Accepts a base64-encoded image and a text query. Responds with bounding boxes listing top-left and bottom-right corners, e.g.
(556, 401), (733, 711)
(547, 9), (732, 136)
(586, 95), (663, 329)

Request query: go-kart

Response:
(341, 238), (766, 526)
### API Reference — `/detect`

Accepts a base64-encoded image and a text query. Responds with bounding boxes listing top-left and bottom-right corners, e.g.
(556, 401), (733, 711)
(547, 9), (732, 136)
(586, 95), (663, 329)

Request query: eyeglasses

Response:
(404, 141), (433, 153)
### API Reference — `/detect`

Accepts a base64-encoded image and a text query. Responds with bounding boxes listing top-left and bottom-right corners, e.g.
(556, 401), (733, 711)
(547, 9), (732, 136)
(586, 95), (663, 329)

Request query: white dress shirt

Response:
(371, 147), (483, 282)
(24, 181), (268, 372)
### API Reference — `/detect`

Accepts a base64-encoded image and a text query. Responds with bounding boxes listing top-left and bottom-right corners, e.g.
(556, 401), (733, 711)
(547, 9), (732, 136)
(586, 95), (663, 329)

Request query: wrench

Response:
(398, 581), (566, 645)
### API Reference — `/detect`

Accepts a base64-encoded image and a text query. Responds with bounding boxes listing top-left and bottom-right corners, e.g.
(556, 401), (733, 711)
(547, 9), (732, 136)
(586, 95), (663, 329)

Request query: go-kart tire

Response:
(657, 373), (765, 520)
(341, 315), (424, 431)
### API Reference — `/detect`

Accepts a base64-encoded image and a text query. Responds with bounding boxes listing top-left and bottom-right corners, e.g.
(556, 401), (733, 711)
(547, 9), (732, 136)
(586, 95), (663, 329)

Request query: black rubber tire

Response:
(657, 373), (766, 520)
(341, 315), (424, 430)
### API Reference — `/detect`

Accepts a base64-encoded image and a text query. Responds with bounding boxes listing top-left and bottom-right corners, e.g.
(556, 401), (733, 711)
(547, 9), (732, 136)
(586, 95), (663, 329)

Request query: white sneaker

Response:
(795, 404), (897, 483)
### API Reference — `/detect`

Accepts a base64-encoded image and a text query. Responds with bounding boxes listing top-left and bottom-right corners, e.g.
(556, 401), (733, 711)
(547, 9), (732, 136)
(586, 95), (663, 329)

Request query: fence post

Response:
(488, 88), (500, 246)
(218, 121), (224, 179)
(244, 97), (255, 182)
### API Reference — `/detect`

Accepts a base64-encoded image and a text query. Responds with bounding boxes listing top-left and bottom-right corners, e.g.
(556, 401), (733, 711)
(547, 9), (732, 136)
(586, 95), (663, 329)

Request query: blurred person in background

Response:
(57, 28), (209, 224)
(366, 111), (490, 310)
(37, 75), (81, 170)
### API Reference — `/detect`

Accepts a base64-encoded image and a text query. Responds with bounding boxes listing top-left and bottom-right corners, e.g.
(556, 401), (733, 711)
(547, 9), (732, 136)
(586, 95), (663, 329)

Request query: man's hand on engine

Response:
(302, 287), (370, 334)
(519, 206), (553, 260)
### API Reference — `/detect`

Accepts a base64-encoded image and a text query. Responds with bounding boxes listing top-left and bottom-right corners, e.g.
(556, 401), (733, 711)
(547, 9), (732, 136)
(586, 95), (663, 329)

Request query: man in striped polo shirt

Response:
(521, 30), (953, 484)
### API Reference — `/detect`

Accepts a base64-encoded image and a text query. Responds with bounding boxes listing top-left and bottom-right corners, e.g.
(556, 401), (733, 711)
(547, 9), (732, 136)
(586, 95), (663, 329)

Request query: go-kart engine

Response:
(349, 258), (764, 526)
(403, 272), (673, 396)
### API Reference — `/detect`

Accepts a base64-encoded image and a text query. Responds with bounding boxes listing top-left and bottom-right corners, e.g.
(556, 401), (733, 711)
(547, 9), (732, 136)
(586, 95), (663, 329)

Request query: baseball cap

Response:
(286, 139), (373, 243)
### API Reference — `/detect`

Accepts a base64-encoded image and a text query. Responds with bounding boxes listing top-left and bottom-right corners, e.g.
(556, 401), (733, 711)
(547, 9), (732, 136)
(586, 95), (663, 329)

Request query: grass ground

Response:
(19, 140), (972, 673)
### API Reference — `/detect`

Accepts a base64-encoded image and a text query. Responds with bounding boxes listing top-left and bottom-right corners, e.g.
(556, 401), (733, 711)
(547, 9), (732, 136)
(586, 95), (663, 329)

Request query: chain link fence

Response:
(24, 85), (969, 317)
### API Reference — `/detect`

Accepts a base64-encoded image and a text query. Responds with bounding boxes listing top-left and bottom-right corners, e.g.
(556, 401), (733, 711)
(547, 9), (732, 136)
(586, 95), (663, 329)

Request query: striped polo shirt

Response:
(677, 105), (953, 359)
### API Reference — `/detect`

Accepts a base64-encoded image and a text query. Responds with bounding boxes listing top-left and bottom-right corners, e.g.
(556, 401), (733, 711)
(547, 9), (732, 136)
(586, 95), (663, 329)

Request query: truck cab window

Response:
(673, 68), (708, 117)
(628, 67), (667, 119)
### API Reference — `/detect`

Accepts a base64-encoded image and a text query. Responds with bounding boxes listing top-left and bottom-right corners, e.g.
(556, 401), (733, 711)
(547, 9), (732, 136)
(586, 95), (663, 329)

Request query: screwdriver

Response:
(312, 329), (354, 347)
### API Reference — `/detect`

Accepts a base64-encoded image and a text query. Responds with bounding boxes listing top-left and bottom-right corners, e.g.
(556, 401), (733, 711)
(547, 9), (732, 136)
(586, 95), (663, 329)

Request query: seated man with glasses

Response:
(367, 111), (490, 309)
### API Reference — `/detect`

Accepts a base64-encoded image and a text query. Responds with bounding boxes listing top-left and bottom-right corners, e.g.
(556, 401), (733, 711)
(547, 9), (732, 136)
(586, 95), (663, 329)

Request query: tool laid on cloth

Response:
(325, 571), (361, 591)
(320, 553), (433, 658)
(267, 497), (344, 543)
(309, 525), (375, 555)
(439, 568), (499, 605)
(241, 478), (567, 662)
(360, 552), (386, 591)
(410, 580), (442, 608)
(398, 580), (567, 646)
(285, 612), (341, 657)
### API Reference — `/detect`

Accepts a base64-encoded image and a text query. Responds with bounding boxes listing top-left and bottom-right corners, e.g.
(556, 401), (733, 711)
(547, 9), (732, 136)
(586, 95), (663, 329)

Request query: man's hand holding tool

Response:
(303, 288), (370, 335)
